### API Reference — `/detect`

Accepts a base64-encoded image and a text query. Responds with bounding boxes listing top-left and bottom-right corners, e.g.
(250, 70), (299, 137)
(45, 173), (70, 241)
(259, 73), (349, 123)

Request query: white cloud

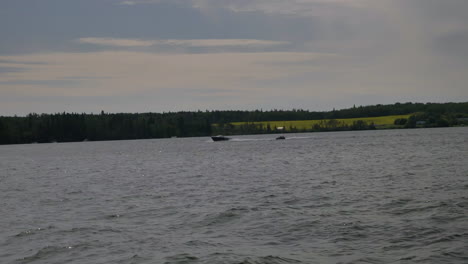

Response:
(78, 38), (156, 47)
(77, 37), (289, 48)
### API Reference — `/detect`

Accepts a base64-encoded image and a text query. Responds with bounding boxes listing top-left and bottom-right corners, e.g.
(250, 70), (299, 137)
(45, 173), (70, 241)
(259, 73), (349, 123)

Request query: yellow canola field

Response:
(230, 114), (411, 130)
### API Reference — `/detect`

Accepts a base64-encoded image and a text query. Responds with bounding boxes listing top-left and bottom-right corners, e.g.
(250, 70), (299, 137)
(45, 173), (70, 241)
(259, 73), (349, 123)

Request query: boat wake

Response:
(230, 138), (272, 142)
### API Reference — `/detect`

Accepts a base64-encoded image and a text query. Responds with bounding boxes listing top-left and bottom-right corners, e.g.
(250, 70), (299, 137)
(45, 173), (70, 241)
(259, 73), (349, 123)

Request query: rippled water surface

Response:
(1, 127), (467, 264)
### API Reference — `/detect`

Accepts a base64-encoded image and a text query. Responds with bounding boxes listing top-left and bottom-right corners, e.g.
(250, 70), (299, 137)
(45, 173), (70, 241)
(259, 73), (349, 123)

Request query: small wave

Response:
(384, 201), (444, 216)
(440, 251), (468, 259)
(284, 136), (312, 140)
(40, 197), (71, 204)
(283, 197), (301, 205)
(399, 255), (417, 261)
(427, 233), (468, 245)
(344, 257), (383, 264)
(104, 213), (123, 219)
(199, 207), (251, 226)
(238, 255), (303, 264)
(379, 198), (413, 209)
(14, 226), (55, 238)
(164, 253), (198, 264)
(53, 226), (122, 235)
(54, 226), (94, 234)
(66, 190), (83, 195)
(230, 138), (272, 142)
(386, 226), (443, 247)
(183, 240), (219, 247)
(286, 219), (320, 235)
(414, 250), (468, 263)
(199, 253), (305, 264)
(16, 245), (74, 263)
(118, 254), (147, 264)
(454, 200), (468, 208)
(430, 213), (465, 223)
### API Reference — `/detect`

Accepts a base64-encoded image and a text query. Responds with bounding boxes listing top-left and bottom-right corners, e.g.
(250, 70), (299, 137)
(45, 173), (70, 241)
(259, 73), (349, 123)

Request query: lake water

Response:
(1, 127), (467, 264)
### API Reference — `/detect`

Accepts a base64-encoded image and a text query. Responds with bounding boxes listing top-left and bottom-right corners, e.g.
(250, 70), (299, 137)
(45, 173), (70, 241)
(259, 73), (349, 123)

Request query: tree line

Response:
(212, 119), (379, 135)
(1, 102), (467, 145)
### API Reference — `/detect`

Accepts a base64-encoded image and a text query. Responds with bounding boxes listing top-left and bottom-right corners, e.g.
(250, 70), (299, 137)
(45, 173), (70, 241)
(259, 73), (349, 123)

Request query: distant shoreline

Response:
(1, 102), (467, 145)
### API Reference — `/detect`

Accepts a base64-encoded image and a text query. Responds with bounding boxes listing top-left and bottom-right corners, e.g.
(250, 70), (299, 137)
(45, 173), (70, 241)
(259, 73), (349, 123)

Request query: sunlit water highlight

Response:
(1, 127), (467, 263)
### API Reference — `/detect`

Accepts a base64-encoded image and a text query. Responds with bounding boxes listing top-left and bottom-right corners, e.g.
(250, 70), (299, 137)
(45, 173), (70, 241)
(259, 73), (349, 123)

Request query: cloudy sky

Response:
(1, 0), (467, 115)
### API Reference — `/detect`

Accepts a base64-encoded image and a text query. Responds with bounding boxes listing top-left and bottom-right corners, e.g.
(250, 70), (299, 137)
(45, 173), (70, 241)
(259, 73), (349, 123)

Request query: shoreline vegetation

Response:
(0, 102), (467, 145)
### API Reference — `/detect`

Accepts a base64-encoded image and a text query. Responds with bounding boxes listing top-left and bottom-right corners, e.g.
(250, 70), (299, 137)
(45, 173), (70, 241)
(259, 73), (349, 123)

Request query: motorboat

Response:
(211, 135), (230, 141)
(276, 136), (286, 140)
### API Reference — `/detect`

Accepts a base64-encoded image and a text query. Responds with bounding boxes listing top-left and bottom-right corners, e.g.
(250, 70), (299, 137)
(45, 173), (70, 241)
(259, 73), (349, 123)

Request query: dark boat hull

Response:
(211, 136), (230, 141)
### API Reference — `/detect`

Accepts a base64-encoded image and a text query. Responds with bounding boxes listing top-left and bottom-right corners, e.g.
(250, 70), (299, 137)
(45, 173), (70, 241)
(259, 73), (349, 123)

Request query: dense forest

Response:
(1, 102), (467, 145)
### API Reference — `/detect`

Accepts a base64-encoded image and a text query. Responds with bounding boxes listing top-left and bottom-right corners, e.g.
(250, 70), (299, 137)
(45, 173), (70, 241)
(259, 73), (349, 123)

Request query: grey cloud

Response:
(434, 31), (468, 58)
(0, 66), (25, 74)
(1, 0), (468, 115)
(1, 0), (319, 54)
(0, 79), (83, 87)
(0, 59), (47, 65)
(130, 0), (367, 16)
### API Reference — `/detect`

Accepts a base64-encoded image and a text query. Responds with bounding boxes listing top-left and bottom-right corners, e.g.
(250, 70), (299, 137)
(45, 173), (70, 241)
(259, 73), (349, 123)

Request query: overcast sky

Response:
(1, 0), (468, 115)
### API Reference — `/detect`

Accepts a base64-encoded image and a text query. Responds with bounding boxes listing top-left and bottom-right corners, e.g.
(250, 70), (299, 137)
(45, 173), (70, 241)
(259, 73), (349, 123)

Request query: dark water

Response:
(1, 127), (467, 264)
